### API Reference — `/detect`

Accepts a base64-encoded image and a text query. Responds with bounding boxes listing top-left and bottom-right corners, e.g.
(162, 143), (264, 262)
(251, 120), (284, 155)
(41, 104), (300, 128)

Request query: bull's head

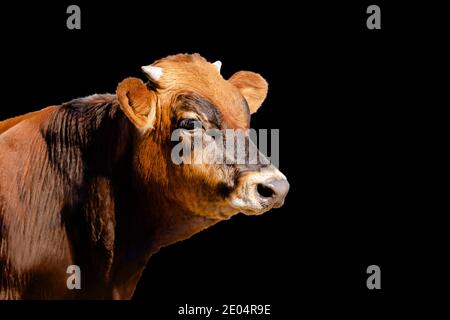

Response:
(116, 54), (289, 223)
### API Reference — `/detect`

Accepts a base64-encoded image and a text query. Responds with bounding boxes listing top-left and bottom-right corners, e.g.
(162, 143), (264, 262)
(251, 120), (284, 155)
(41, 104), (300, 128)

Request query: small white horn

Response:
(141, 65), (163, 81)
(212, 60), (222, 73)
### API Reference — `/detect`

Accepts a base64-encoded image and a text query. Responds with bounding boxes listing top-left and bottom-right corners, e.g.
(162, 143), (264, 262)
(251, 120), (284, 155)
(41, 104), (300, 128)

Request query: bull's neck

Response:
(110, 133), (220, 287)
(119, 129), (220, 257)
(127, 172), (220, 258)
(109, 151), (219, 298)
(149, 194), (219, 256)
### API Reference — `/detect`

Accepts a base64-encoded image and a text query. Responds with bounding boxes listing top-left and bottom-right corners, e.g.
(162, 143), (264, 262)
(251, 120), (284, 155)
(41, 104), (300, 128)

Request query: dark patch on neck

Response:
(41, 94), (132, 184)
(38, 94), (136, 294)
(39, 93), (136, 229)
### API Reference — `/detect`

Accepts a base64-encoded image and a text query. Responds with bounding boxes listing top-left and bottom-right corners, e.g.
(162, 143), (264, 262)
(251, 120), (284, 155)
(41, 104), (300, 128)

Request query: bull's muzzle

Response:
(256, 177), (290, 208)
(230, 165), (290, 215)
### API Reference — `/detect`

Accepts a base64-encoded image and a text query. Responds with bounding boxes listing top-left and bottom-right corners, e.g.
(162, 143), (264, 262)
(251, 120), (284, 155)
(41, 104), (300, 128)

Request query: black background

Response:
(0, 0), (442, 318)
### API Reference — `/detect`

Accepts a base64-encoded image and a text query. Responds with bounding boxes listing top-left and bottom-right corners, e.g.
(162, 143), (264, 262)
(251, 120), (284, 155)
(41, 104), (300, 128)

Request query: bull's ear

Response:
(116, 77), (156, 130)
(228, 71), (268, 114)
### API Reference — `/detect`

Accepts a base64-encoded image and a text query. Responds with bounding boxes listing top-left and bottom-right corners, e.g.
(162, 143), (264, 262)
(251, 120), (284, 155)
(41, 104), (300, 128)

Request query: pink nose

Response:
(255, 178), (290, 208)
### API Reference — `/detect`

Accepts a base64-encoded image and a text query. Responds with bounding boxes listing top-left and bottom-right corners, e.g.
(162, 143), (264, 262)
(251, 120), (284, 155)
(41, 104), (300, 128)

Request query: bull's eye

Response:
(178, 118), (202, 130)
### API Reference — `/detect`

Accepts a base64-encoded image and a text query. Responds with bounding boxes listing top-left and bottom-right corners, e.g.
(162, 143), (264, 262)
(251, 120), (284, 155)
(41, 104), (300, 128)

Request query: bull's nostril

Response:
(257, 183), (275, 198)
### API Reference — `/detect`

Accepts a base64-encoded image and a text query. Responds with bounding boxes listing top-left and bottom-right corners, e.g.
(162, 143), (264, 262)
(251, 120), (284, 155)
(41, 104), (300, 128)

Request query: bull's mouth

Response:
(228, 192), (280, 216)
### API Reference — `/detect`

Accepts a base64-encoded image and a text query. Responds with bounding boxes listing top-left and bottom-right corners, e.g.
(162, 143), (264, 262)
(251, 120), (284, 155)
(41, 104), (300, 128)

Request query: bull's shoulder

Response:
(0, 106), (59, 136)
(0, 93), (118, 137)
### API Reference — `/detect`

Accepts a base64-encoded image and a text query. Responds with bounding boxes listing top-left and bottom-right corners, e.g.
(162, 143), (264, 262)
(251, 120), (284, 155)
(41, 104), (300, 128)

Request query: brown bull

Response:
(0, 54), (289, 299)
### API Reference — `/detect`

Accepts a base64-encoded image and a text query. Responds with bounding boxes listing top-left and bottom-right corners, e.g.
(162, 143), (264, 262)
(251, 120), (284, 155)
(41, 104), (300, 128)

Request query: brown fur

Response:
(0, 54), (277, 299)
(0, 108), (54, 135)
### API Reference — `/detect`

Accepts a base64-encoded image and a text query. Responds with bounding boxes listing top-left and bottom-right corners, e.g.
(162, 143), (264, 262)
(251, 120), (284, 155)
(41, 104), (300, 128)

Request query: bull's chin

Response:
(197, 205), (240, 220)
(195, 198), (277, 220)
(228, 197), (274, 216)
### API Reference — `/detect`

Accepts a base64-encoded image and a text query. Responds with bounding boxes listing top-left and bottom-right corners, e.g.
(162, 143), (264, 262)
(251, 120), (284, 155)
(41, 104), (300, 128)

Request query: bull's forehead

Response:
(153, 54), (250, 128)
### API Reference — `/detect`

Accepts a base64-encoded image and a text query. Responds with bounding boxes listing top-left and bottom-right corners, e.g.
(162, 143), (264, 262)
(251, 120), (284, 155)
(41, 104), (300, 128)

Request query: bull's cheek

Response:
(170, 166), (238, 219)
(169, 135), (238, 218)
